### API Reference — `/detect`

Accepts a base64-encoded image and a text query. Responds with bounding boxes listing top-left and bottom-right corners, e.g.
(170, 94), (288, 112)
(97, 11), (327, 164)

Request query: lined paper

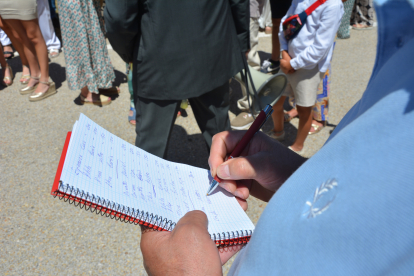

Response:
(60, 114), (254, 237)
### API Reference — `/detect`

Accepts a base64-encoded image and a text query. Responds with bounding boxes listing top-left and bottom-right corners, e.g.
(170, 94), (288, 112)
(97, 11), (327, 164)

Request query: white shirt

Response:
(279, 0), (344, 72)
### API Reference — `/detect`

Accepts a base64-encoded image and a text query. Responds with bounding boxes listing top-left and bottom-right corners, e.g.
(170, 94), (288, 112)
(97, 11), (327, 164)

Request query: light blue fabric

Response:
(229, 0), (414, 274)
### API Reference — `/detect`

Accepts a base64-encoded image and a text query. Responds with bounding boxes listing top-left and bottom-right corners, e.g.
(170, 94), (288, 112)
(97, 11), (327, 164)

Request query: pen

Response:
(206, 104), (274, 195)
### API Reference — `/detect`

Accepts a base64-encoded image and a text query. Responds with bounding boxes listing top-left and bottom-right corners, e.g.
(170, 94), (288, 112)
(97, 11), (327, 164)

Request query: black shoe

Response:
(260, 59), (280, 74)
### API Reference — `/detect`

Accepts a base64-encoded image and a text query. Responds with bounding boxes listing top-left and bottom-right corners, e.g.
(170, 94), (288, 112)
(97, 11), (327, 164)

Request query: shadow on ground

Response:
(166, 125), (210, 169)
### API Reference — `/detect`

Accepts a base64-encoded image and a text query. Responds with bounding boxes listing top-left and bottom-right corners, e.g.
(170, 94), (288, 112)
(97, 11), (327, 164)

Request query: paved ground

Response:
(0, 26), (377, 275)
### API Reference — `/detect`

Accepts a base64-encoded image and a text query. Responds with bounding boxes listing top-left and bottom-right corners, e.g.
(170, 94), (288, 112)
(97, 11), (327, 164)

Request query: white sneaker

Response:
(231, 112), (255, 130)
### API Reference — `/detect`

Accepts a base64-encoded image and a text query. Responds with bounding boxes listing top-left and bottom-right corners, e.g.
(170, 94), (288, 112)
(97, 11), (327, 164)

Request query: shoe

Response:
(29, 81), (57, 102)
(20, 65), (30, 85)
(288, 146), (305, 155)
(352, 23), (373, 30)
(80, 94), (111, 106)
(2, 65), (13, 86)
(267, 130), (285, 141)
(308, 122), (325, 135)
(128, 107), (136, 125)
(49, 48), (60, 58)
(3, 44), (14, 59)
(20, 75), (40, 95)
(231, 112), (255, 130)
(284, 111), (298, 123)
(260, 59), (280, 74)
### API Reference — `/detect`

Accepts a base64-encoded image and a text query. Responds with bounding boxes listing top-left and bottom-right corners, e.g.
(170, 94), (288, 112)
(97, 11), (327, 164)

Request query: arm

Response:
(278, 5), (295, 52)
(229, 0), (250, 52)
(290, 4), (342, 70)
(104, 0), (141, 63)
(208, 131), (306, 207)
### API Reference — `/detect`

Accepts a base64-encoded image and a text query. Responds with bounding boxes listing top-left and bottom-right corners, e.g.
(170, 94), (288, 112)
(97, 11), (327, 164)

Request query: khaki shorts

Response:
(282, 66), (325, 107)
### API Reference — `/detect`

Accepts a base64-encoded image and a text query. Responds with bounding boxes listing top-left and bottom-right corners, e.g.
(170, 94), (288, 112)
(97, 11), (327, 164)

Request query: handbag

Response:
(282, 0), (327, 41)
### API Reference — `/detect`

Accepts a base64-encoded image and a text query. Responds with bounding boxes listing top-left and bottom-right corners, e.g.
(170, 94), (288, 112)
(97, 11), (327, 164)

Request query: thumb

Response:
(217, 153), (265, 181)
(174, 210), (209, 232)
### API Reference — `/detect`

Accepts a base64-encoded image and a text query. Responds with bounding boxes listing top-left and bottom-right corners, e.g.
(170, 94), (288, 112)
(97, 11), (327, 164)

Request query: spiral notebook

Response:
(51, 114), (254, 246)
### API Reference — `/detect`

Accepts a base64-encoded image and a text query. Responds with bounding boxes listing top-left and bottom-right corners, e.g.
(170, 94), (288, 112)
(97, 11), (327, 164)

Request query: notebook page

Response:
(60, 114), (254, 237)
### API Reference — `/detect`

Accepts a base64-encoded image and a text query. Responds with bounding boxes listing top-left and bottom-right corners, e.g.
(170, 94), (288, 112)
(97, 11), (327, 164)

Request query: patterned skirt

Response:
(57, 0), (114, 93)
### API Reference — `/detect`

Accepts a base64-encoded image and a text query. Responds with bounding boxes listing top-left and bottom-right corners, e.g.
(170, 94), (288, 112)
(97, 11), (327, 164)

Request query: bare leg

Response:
(0, 45), (11, 85)
(3, 44), (12, 59)
(0, 18), (31, 82)
(271, 96), (286, 134)
(21, 19), (50, 93)
(291, 105), (313, 151)
(271, 18), (282, 62)
(3, 19), (41, 88)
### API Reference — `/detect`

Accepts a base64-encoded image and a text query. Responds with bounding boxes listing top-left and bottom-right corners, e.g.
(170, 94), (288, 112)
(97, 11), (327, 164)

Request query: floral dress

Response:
(57, 0), (114, 93)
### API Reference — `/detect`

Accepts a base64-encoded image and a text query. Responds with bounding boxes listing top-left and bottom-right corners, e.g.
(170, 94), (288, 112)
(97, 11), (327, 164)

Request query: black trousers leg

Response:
(189, 82), (231, 149)
(135, 96), (181, 158)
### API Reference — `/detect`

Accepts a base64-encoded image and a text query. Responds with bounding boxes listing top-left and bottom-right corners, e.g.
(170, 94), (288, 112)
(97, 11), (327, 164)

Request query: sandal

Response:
(128, 107), (136, 125)
(308, 121), (326, 135)
(352, 23), (373, 30)
(267, 130), (285, 141)
(49, 48), (60, 58)
(3, 45), (14, 59)
(288, 146), (305, 155)
(80, 94), (111, 106)
(20, 65), (30, 85)
(20, 75), (40, 95)
(29, 80), (57, 102)
(2, 65), (13, 86)
(284, 111), (298, 123)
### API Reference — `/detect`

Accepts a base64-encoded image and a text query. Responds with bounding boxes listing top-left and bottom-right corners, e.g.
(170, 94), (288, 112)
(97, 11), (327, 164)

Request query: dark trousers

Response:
(135, 82), (231, 158)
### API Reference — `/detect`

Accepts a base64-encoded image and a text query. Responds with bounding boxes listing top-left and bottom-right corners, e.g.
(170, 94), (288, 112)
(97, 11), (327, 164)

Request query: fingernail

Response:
(217, 164), (230, 179)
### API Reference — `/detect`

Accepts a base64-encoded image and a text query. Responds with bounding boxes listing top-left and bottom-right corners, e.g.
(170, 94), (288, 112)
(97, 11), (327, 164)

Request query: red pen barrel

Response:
(229, 110), (267, 158)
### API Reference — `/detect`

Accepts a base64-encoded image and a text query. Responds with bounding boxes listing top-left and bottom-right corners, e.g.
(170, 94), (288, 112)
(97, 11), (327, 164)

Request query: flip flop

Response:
(80, 94), (111, 106)
(128, 107), (136, 125)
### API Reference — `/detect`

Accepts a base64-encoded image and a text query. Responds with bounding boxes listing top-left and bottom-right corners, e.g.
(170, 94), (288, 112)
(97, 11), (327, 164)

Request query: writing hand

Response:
(141, 211), (244, 275)
(208, 131), (306, 207)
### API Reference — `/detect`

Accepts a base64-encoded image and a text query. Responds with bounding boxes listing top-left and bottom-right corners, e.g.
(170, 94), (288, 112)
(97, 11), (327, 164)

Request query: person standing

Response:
(56, 0), (114, 105)
(260, 0), (293, 74)
(0, 0), (56, 101)
(37, 0), (61, 58)
(351, 0), (375, 29)
(105, 0), (249, 158)
(269, 0), (343, 154)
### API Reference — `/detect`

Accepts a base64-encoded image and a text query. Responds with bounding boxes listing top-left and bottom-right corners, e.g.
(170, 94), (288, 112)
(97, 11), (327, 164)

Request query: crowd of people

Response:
(2, 0), (413, 274)
(0, 0), (375, 154)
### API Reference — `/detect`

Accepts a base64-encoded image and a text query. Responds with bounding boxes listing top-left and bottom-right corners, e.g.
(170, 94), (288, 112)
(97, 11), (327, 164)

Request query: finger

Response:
(219, 179), (251, 200)
(208, 131), (246, 177)
(219, 244), (245, 265)
(174, 210), (209, 231)
(235, 197), (248, 211)
(217, 154), (264, 181)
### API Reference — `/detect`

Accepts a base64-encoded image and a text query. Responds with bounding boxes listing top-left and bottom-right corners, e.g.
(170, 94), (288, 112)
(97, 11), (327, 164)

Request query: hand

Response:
(208, 131), (307, 208)
(280, 51), (296, 74)
(141, 211), (244, 275)
(280, 59), (295, 74)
